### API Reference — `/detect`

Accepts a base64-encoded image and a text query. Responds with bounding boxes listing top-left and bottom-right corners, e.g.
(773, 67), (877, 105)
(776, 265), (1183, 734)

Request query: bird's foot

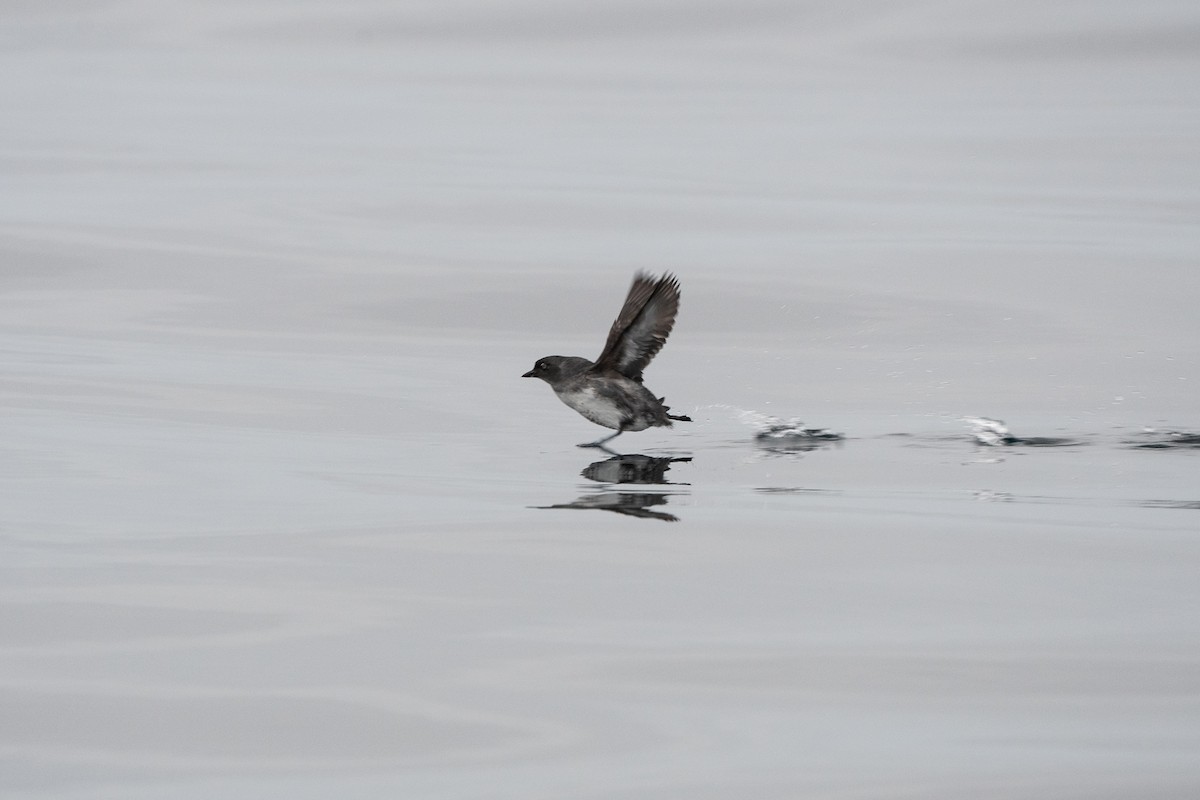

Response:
(578, 430), (623, 448)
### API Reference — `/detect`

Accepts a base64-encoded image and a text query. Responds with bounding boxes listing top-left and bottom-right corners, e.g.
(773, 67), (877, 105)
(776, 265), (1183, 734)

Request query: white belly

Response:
(556, 386), (651, 431)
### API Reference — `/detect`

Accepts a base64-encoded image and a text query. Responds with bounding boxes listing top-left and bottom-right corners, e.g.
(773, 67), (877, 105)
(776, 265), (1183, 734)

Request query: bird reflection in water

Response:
(534, 450), (692, 522)
(580, 451), (691, 484)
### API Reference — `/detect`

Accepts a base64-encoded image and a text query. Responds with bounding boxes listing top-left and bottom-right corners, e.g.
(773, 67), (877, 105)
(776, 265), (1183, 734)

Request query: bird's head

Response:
(522, 356), (587, 384)
(522, 357), (559, 383)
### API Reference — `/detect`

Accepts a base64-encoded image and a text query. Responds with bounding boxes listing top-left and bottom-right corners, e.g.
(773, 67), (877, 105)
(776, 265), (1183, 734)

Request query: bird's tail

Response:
(660, 397), (692, 423)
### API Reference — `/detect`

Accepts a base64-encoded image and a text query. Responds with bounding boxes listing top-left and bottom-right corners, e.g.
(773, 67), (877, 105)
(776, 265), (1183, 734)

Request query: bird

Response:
(523, 272), (691, 448)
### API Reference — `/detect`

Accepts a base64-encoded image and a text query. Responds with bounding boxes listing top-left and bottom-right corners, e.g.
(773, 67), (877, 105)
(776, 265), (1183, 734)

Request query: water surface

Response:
(2, 2), (1199, 798)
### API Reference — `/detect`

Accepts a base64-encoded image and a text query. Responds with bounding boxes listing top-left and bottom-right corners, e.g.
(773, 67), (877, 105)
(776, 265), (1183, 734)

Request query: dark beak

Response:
(522, 369), (536, 378)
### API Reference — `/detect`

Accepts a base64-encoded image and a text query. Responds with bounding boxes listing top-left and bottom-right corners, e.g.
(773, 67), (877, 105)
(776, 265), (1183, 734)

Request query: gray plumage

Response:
(523, 272), (691, 448)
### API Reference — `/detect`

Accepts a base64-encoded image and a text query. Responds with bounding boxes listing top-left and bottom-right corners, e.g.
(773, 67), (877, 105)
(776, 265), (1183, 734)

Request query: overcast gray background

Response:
(2, 2), (1199, 798)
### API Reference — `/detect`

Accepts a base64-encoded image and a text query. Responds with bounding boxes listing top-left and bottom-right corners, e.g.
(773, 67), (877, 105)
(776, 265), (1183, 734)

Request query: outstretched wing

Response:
(593, 272), (681, 382)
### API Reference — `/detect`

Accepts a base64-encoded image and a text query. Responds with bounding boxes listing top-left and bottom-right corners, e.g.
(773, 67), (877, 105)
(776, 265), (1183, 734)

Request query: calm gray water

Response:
(3, 2), (1199, 798)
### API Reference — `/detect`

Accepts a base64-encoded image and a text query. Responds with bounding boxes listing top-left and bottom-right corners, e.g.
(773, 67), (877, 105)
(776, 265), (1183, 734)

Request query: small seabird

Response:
(523, 272), (691, 448)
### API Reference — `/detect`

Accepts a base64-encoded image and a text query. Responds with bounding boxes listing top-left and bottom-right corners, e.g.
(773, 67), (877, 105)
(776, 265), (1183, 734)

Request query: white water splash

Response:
(963, 416), (1017, 447)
